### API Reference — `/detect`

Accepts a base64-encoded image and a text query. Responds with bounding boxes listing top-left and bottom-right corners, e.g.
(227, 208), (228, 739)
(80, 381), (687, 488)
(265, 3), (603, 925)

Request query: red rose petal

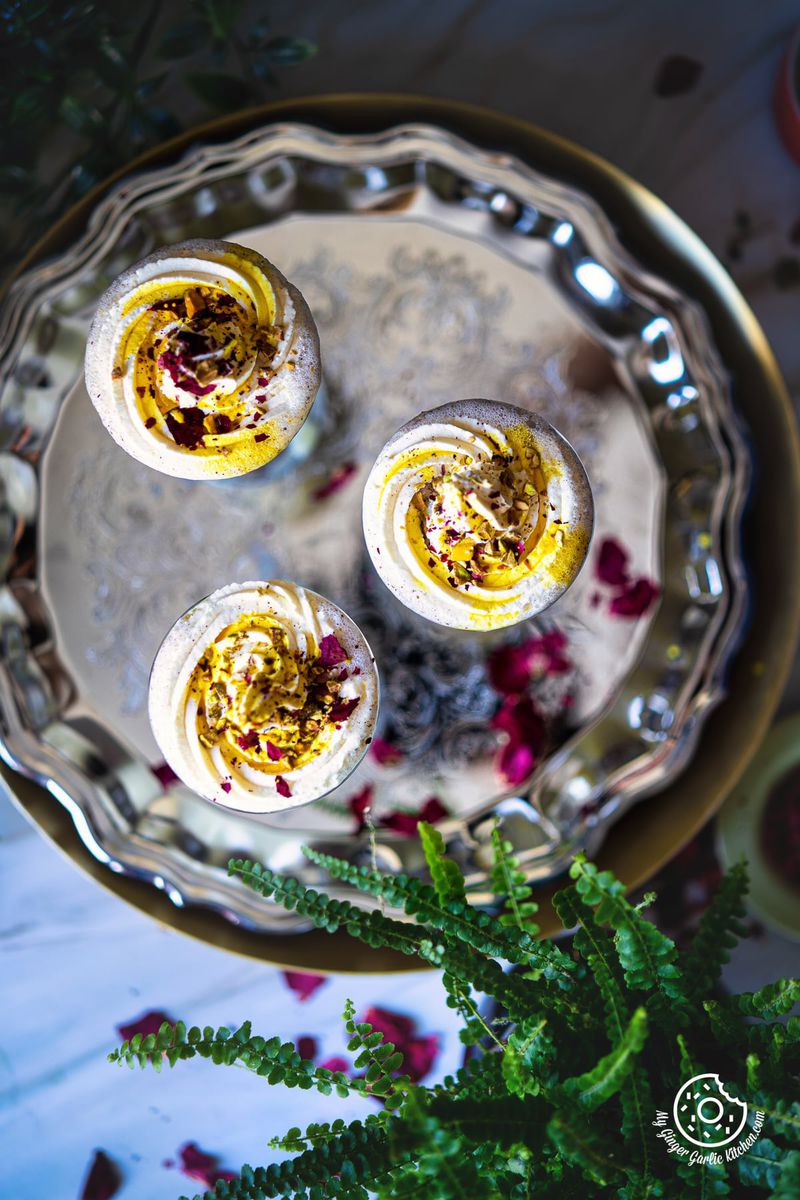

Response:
(237, 730), (260, 751)
(117, 1010), (173, 1042)
(609, 578), (660, 619)
(297, 1035), (317, 1061)
(80, 1150), (122, 1200)
(220, 779), (232, 794)
(266, 741), (283, 761)
(177, 1142), (236, 1187)
(283, 971), (327, 1001)
(491, 694), (547, 786)
(320, 1055), (350, 1073)
(369, 737), (404, 766)
(347, 783), (374, 833)
(330, 696), (360, 723)
(497, 741), (538, 787)
(487, 629), (571, 694)
(319, 633), (348, 667)
(275, 775), (292, 798)
(153, 762), (179, 789)
(380, 796), (447, 837)
(360, 1007), (439, 1084)
(596, 537), (630, 586)
(312, 461), (357, 500)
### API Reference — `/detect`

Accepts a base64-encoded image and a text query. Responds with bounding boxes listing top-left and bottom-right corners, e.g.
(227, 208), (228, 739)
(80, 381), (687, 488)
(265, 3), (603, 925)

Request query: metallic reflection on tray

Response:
(0, 123), (749, 934)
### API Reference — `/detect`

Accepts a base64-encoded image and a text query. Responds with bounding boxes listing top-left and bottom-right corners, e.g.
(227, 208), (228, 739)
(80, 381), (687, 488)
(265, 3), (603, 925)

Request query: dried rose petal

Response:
(347, 783), (374, 833)
(296, 1035), (317, 1061)
(80, 1150), (122, 1200)
(330, 696), (360, 723)
(220, 779), (232, 794)
(653, 54), (703, 97)
(596, 537), (630, 586)
(283, 970), (327, 1001)
(313, 461), (357, 501)
(320, 1055), (350, 1073)
(275, 775), (292, 798)
(117, 1010), (172, 1042)
(380, 796), (447, 837)
(266, 741), (283, 761)
(609, 578), (660, 618)
(153, 762), (179, 789)
(237, 730), (260, 751)
(487, 629), (571, 695)
(497, 741), (538, 787)
(492, 694), (547, 785)
(165, 407), (207, 449)
(177, 1142), (236, 1187)
(370, 737), (404, 766)
(360, 1007), (439, 1084)
(319, 634), (348, 668)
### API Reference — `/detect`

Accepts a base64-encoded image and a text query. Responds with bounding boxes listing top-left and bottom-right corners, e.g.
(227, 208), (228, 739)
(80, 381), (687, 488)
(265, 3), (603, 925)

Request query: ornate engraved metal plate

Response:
(0, 124), (749, 932)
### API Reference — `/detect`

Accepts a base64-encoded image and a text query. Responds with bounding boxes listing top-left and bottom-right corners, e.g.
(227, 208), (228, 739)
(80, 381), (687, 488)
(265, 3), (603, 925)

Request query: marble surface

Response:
(3, 2), (800, 1196)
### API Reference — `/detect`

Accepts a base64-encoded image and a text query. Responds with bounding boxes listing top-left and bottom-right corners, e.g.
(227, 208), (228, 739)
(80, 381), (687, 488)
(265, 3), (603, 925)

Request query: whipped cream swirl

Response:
(85, 239), (320, 479)
(148, 581), (379, 813)
(362, 400), (593, 631)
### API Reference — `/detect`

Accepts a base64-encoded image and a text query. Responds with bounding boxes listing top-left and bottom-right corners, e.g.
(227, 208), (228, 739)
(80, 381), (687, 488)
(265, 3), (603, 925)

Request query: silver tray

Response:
(0, 122), (749, 933)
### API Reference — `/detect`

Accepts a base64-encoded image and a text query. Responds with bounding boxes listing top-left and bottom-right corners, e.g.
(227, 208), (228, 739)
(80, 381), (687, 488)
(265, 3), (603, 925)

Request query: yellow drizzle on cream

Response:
(86, 240), (320, 479)
(363, 401), (593, 631)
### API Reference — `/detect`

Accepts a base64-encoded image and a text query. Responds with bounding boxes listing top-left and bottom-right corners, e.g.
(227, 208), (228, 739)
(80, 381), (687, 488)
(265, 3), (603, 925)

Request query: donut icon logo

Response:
(673, 1074), (749, 1148)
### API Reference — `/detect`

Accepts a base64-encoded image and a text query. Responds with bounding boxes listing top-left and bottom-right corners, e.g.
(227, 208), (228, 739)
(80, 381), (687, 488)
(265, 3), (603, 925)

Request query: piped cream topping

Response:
(148, 581), (379, 813)
(85, 240), (320, 479)
(362, 400), (594, 631)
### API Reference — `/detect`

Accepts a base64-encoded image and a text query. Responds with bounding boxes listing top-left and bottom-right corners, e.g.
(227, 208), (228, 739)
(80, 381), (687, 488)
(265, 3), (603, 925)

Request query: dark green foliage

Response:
(110, 836), (799, 1200)
(1, 2), (316, 281)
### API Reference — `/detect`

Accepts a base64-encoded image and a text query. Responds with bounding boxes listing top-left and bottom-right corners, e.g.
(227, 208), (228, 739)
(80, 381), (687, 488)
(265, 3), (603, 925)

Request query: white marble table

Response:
(3, 2), (800, 1195)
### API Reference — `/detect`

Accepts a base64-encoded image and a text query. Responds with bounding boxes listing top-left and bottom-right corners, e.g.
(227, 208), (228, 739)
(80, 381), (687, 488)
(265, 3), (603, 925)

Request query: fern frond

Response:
(180, 1117), (417, 1200)
(425, 1093), (548, 1150)
(569, 856), (684, 1002)
(768, 1149), (800, 1199)
(545, 1111), (627, 1187)
(732, 979), (799, 1020)
(557, 1007), (647, 1111)
(268, 1111), (390, 1152)
(489, 821), (540, 935)
(752, 1095), (800, 1146)
(419, 820), (466, 904)
(680, 861), (748, 1000)
(502, 1014), (555, 1099)
(301, 846), (575, 987)
(737, 1138), (791, 1191)
(430, 1051), (506, 1102)
(109, 1019), (362, 1097)
(343, 998), (411, 1110)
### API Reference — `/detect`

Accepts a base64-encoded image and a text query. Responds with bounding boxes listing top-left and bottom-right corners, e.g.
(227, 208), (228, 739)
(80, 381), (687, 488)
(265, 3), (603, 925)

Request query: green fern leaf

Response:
(489, 821), (540, 935)
(546, 1111), (626, 1186)
(502, 1015), (555, 1098)
(733, 979), (799, 1020)
(681, 861), (749, 1001)
(752, 1095), (800, 1146)
(301, 847), (576, 987)
(768, 1149), (800, 1199)
(343, 999), (411, 1109)
(557, 1007), (647, 1111)
(109, 1019), (364, 1100)
(569, 856), (683, 1001)
(419, 820), (466, 904)
(737, 1137), (790, 1190)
